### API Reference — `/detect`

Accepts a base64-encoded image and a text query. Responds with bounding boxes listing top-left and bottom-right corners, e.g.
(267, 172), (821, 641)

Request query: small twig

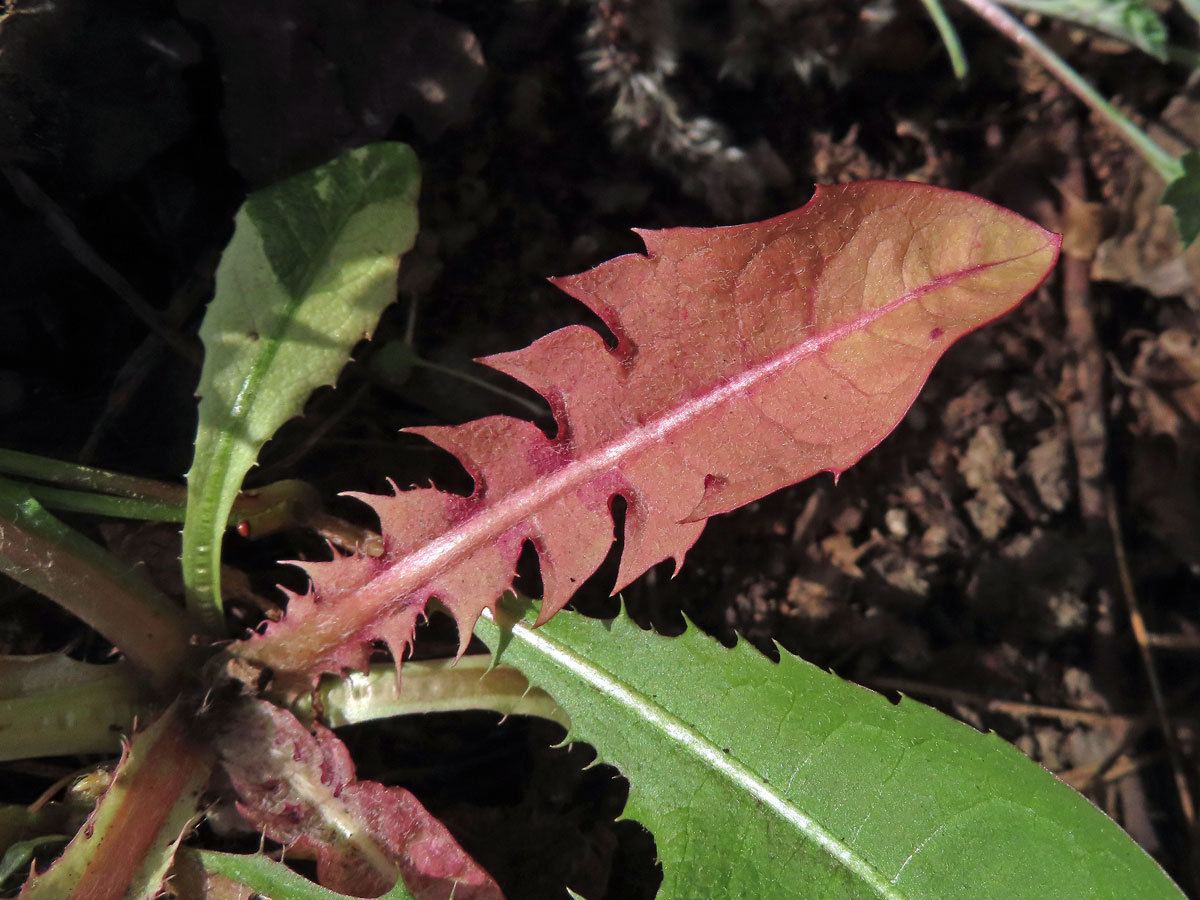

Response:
(394, 296), (550, 421)
(1105, 351), (1145, 391)
(1059, 140), (1106, 523)
(410, 357), (551, 420)
(917, 0), (969, 78)
(2, 167), (202, 365)
(1076, 715), (1149, 796)
(1058, 752), (1163, 792)
(306, 511), (384, 558)
(866, 676), (1145, 728)
(790, 489), (825, 546)
(1106, 488), (1197, 827)
(1144, 632), (1200, 651)
(81, 261), (214, 461)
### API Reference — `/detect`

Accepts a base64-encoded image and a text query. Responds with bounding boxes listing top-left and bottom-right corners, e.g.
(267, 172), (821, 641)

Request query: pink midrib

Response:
(276, 243), (1050, 664)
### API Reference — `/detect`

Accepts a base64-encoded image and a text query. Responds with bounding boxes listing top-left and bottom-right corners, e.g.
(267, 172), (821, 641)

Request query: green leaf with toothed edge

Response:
(183, 142), (419, 631)
(473, 598), (1183, 900)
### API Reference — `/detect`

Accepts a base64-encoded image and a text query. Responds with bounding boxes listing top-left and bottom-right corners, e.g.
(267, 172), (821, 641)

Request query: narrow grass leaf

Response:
(918, 0), (969, 77)
(0, 477), (193, 684)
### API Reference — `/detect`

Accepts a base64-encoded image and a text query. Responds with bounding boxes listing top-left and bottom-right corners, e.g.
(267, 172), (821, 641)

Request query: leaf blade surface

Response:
(238, 182), (1059, 685)
(182, 142), (419, 629)
(474, 601), (1183, 900)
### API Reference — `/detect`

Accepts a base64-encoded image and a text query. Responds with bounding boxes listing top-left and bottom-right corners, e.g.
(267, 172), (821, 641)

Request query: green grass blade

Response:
(961, 0), (1183, 182)
(996, 0), (1168, 59)
(0, 449), (183, 502)
(918, 0), (970, 77)
(474, 600), (1184, 899)
(182, 143), (420, 631)
(23, 482), (188, 523)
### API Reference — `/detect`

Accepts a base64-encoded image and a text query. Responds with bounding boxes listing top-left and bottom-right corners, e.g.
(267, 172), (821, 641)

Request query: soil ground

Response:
(1, 1), (1198, 897)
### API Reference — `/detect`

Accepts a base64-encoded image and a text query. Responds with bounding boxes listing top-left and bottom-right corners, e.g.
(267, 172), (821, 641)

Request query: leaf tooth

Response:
(375, 607), (422, 679)
(483, 323), (616, 400)
(346, 486), (465, 556)
(614, 510), (706, 595)
(547, 262), (647, 358)
(291, 552), (378, 592)
(426, 538), (524, 657)
(610, 451), (707, 593)
(407, 416), (558, 497)
(531, 497), (614, 626)
(443, 604), (487, 659)
(685, 468), (802, 524)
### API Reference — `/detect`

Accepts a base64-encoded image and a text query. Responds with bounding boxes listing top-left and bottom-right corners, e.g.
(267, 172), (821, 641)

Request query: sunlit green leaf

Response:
(182, 143), (419, 629)
(475, 600), (1183, 899)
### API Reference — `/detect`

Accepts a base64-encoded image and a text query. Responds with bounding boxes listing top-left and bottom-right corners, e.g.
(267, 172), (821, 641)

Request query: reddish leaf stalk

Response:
(70, 732), (207, 900)
(20, 705), (212, 900)
(0, 484), (196, 686)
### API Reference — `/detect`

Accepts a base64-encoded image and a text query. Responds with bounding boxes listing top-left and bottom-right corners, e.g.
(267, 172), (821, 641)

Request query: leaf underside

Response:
(474, 601), (1184, 900)
(219, 699), (502, 900)
(236, 181), (1059, 687)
